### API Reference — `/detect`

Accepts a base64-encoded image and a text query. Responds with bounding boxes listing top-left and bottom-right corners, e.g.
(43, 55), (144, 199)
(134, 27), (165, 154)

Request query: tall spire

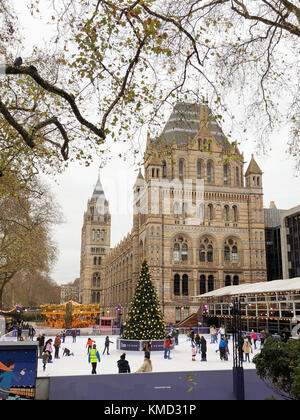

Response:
(92, 171), (106, 201)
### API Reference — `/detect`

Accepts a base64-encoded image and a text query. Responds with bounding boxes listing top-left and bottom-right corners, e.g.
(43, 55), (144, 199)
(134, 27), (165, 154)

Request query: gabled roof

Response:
(245, 154), (263, 176)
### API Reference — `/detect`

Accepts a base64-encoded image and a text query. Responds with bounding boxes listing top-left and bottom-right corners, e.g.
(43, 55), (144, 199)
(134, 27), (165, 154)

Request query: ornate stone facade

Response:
(79, 102), (267, 324)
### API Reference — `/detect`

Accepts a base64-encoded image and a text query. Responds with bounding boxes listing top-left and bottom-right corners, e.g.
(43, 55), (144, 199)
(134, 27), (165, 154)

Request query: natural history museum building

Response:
(79, 102), (267, 324)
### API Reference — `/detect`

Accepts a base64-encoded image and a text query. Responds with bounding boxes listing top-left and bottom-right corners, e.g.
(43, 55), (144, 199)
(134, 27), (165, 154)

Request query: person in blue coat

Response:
(88, 344), (101, 374)
(219, 338), (227, 361)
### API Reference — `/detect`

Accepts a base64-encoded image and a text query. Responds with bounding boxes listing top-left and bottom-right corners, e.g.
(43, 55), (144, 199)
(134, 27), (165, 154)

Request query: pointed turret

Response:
(245, 154), (263, 188)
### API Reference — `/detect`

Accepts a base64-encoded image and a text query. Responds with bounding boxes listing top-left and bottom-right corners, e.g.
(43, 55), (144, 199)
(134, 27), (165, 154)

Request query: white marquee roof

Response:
(194, 278), (300, 299)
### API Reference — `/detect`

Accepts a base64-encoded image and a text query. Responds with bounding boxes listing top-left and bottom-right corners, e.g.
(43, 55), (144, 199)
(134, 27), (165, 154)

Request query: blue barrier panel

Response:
(48, 369), (280, 401)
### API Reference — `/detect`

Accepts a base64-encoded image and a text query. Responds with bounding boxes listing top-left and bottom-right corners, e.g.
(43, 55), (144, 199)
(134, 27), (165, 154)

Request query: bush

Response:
(253, 337), (300, 400)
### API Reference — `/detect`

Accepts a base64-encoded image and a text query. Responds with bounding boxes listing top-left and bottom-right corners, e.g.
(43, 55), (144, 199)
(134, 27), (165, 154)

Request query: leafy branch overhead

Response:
(0, 0), (299, 177)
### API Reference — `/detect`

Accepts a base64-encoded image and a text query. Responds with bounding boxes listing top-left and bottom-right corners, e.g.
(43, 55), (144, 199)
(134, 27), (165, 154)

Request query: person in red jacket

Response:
(251, 330), (258, 350)
(54, 334), (61, 359)
(86, 338), (96, 354)
(164, 336), (172, 359)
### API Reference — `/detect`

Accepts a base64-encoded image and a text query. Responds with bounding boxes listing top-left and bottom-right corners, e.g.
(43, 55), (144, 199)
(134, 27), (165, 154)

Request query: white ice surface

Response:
(38, 335), (258, 377)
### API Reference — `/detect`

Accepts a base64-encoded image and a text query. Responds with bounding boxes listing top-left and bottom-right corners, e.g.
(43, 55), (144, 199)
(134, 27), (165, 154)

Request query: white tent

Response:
(194, 278), (300, 299)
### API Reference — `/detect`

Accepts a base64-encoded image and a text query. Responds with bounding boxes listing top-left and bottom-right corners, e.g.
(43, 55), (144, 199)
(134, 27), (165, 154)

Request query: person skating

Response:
(143, 341), (152, 358)
(37, 334), (45, 358)
(260, 330), (266, 349)
(103, 336), (113, 355)
(200, 336), (207, 361)
(44, 339), (53, 363)
(164, 336), (172, 359)
(251, 330), (258, 350)
(42, 351), (50, 371)
(86, 338), (96, 354)
(117, 353), (131, 373)
(62, 348), (74, 356)
(192, 343), (196, 361)
(88, 344), (101, 374)
(195, 334), (201, 354)
(54, 334), (61, 359)
(29, 326), (36, 341)
(219, 337), (227, 361)
(71, 329), (77, 343)
(136, 354), (152, 373)
(242, 339), (252, 363)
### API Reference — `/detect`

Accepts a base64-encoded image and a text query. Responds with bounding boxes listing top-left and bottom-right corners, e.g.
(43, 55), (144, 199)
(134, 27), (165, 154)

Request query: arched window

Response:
(174, 274), (180, 296)
(92, 273), (100, 288)
(179, 159), (184, 181)
(225, 275), (231, 287)
(200, 275), (206, 295)
(182, 274), (189, 296)
(199, 244), (206, 262)
(233, 206), (238, 222)
(224, 205), (230, 221)
(207, 161), (212, 183)
(236, 167), (240, 186)
(233, 275), (239, 285)
(174, 201), (180, 216)
(208, 275), (214, 292)
(232, 246), (238, 263)
(98, 257), (102, 265)
(224, 164), (229, 185)
(207, 244), (213, 262)
(208, 204), (213, 220)
(162, 161), (167, 178)
(224, 246), (231, 262)
(173, 243), (180, 262)
(96, 292), (100, 303)
(182, 243), (188, 261)
(197, 160), (202, 179)
(152, 168), (155, 177)
(156, 168), (159, 178)
(197, 203), (204, 221)
(93, 257), (97, 265)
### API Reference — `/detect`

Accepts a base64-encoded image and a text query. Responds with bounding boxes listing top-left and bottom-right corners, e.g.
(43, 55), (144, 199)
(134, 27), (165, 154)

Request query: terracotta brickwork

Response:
(79, 103), (267, 324)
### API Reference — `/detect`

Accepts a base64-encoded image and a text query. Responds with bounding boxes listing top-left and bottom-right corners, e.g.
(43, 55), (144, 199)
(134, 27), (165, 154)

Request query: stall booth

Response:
(99, 317), (115, 334)
(40, 301), (100, 329)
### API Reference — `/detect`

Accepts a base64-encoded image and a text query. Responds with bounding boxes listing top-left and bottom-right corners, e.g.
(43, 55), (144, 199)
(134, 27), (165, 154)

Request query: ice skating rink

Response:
(38, 335), (259, 377)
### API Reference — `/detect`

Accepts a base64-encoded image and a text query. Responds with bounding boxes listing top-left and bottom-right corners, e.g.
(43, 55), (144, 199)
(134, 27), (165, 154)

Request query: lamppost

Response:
(231, 297), (245, 401)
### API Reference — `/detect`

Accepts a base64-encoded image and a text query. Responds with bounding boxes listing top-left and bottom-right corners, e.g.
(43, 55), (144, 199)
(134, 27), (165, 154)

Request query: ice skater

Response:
(89, 344), (101, 374)
(103, 336), (113, 355)
(86, 338), (96, 354)
(200, 336), (207, 362)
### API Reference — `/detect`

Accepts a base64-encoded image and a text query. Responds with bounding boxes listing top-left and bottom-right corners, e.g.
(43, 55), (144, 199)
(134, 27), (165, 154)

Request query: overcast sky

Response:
(11, 1), (300, 285)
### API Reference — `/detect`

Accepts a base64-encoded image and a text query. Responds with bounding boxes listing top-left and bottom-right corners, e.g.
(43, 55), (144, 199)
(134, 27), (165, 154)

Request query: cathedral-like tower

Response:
(79, 174), (111, 304)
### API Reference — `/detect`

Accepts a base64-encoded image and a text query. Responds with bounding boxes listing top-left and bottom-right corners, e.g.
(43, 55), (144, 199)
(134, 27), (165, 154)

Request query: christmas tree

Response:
(123, 259), (166, 340)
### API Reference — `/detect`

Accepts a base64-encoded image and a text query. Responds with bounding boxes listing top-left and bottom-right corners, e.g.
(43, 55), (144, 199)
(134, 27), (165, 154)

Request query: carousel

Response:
(40, 301), (100, 329)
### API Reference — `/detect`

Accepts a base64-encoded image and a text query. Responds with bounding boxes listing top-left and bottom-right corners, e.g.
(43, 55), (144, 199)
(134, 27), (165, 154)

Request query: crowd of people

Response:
(9, 322), (293, 375)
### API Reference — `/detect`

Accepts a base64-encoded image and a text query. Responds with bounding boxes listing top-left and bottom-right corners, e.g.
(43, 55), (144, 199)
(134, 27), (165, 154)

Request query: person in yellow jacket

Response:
(88, 344), (101, 374)
(136, 354), (153, 373)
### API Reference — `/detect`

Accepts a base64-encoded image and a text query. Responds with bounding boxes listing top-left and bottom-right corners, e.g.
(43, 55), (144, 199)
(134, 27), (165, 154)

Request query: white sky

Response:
(10, 1), (300, 285)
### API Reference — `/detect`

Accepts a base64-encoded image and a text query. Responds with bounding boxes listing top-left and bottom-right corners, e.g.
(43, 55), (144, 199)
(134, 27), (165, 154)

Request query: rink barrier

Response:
(116, 338), (175, 351)
(36, 369), (281, 401)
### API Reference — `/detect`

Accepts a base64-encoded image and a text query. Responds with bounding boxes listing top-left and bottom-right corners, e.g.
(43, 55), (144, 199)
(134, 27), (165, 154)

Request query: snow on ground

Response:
(38, 335), (259, 377)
